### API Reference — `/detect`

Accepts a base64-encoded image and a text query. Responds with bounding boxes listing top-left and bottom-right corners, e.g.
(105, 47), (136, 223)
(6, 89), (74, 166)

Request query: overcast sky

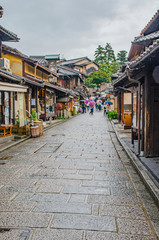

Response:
(0, 0), (158, 60)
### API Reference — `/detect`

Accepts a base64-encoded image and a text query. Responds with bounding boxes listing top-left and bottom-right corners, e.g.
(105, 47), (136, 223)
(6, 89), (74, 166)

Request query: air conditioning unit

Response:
(0, 58), (10, 70)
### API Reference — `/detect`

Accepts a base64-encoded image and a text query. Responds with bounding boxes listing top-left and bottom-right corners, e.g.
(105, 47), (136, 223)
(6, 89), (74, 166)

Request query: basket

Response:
(30, 125), (39, 138)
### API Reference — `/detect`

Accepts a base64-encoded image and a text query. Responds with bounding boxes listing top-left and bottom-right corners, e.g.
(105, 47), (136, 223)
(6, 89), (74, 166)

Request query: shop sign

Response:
(31, 99), (36, 105)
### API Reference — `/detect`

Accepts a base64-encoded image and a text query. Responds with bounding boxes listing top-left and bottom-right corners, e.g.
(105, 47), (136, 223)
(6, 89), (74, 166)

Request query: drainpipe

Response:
(126, 66), (142, 156)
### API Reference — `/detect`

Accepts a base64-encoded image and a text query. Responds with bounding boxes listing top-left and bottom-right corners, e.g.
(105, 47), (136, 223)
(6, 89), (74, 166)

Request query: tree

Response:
(94, 45), (105, 65)
(85, 43), (126, 88)
(104, 43), (116, 64)
(85, 71), (111, 88)
(117, 50), (127, 65)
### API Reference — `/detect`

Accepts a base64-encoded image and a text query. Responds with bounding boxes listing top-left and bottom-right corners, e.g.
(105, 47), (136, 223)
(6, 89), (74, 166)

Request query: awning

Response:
(57, 97), (70, 102)
(0, 82), (28, 92)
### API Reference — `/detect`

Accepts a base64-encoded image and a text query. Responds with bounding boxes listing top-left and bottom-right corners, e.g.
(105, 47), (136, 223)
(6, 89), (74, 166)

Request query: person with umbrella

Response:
(105, 101), (113, 115)
(89, 101), (95, 115)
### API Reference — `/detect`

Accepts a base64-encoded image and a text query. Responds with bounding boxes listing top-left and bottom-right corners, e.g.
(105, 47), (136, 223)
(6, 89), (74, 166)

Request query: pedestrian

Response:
(89, 106), (94, 115)
(103, 105), (106, 115)
(106, 103), (110, 115)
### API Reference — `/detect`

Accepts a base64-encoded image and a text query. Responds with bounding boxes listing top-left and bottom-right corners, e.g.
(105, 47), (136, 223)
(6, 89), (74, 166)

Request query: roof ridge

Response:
(62, 56), (89, 62)
(140, 10), (159, 35)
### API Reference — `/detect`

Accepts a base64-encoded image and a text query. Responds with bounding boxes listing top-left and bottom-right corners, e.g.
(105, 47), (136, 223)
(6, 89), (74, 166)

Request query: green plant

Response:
(31, 110), (38, 121)
(108, 110), (117, 120)
(57, 117), (65, 119)
(16, 118), (20, 124)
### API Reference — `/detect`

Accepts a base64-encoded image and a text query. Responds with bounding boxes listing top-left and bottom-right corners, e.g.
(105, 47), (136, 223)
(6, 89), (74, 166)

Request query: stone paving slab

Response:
(0, 212), (52, 228)
(117, 218), (154, 235)
(15, 193), (69, 202)
(69, 194), (86, 203)
(0, 184), (38, 193)
(62, 173), (93, 180)
(36, 184), (62, 193)
(63, 186), (110, 195)
(0, 228), (32, 240)
(51, 213), (117, 232)
(37, 179), (81, 186)
(99, 204), (146, 219)
(0, 192), (18, 201)
(31, 229), (83, 240)
(0, 112), (158, 238)
(85, 231), (157, 240)
(33, 201), (91, 214)
(87, 195), (140, 206)
(0, 201), (36, 212)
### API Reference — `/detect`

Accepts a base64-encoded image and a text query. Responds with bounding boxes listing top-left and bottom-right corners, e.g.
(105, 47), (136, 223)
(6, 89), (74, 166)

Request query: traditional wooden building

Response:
(112, 10), (159, 157)
(60, 56), (99, 76)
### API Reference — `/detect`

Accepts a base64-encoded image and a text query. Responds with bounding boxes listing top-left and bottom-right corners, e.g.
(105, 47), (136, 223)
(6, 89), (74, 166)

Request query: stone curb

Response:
(0, 135), (31, 153)
(111, 120), (159, 207)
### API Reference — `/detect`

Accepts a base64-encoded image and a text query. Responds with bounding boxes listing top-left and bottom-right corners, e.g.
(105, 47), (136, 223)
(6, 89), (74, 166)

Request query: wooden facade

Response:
(113, 11), (159, 157)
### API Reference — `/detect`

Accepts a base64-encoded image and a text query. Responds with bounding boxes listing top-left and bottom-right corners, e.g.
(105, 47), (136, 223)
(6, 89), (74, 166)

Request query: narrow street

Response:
(0, 112), (158, 240)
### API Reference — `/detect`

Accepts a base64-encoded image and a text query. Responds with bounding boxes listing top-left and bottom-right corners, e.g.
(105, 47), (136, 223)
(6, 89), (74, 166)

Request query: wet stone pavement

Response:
(0, 112), (159, 240)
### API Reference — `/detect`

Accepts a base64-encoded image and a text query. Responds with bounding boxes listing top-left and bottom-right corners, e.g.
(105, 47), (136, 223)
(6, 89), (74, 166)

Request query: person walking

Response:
(106, 103), (110, 116)
(103, 105), (106, 115)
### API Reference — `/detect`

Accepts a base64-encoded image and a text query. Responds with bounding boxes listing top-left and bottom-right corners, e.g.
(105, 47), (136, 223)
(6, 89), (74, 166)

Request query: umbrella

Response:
(89, 101), (95, 107)
(105, 101), (113, 105)
(97, 100), (102, 104)
(85, 99), (89, 104)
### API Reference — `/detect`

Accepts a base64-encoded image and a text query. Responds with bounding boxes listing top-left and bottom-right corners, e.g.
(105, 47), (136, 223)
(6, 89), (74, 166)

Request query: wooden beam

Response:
(138, 83), (141, 154)
(131, 92), (134, 145)
(121, 90), (124, 123)
(141, 82), (145, 153)
(36, 87), (38, 115)
(44, 88), (46, 122)
(0, 41), (2, 58)
(13, 92), (15, 124)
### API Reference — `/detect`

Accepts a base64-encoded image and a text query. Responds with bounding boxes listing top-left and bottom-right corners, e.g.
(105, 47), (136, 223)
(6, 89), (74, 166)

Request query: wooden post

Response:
(0, 41), (2, 58)
(13, 92), (15, 124)
(141, 83), (145, 153)
(131, 91), (134, 145)
(9, 92), (11, 124)
(121, 90), (124, 123)
(117, 91), (121, 122)
(36, 87), (38, 115)
(44, 88), (46, 122)
(138, 83), (141, 154)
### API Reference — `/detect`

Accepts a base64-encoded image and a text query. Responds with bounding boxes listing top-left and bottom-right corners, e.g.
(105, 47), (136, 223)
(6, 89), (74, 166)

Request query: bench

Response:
(0, 125), (13, 137)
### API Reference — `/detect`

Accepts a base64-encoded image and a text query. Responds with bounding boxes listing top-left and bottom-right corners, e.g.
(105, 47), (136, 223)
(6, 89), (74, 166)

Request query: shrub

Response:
(108, 110), (117, 119)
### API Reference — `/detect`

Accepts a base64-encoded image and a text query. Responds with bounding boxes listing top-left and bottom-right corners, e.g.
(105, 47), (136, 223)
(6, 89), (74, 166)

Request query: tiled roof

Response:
(112, 39), (159, 85)
(57, 65), (80, 76)
(60, 57), (90, 66)
(45, 54), (60, 60)
(57, 65), (84, 82)
(133, 31), (159, 45)
(0, 25), (19, 42)
(2, 44), (37, 63)
(141, 10), (159, 35)
(0, 69), (43, 87)
(30, 56), (48, 67)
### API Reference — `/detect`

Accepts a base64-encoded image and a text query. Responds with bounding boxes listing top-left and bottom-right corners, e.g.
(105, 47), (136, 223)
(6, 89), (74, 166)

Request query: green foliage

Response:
(31, 110), (38, 121)
(90, 83), (97, 88)
(86, 43), (126, 88)
(108, 110), (118, 120)
(117, 50), (127, 65)
(58, 117), (65, 119)
(85, 71), (111, 87)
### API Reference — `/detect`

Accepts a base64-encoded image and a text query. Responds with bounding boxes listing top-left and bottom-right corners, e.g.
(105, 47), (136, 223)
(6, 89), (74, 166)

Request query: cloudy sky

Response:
(0, 0), (158, 60)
